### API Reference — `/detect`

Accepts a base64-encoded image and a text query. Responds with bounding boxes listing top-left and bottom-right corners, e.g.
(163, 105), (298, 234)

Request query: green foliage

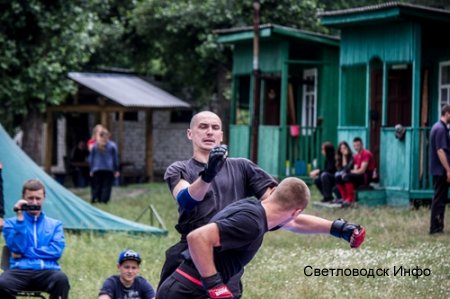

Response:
(3, 0), (450, 132)
(0, 1), (98, 131)
(128, 0), (325, 105)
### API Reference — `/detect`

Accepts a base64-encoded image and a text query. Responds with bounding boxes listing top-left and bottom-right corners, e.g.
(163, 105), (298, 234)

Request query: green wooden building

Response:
(216, 24), (340, 179)
(320, 2), (450, 205)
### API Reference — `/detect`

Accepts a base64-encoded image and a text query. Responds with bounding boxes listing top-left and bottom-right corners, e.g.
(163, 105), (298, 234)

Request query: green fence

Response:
(285, 126), (322, 177)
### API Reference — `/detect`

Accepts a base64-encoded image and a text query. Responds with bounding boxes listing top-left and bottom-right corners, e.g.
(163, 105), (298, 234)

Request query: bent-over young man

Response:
(156, 177), (366, 299)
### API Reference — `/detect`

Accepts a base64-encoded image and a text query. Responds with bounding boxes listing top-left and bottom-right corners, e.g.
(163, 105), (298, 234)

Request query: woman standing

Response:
(89, 129), (120, 204)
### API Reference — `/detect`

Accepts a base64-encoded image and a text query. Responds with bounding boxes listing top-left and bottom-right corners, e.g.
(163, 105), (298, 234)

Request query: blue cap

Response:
(117, 250), (141, 265)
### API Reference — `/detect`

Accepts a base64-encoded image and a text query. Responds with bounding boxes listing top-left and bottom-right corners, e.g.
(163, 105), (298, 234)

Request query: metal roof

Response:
(319, 2), (450, 27)
(215, 23), (339, 47)
(68, 72), (190, 109)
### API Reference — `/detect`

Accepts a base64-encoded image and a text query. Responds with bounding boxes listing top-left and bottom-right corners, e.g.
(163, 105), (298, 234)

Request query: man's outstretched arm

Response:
(282, 214), (366, 248)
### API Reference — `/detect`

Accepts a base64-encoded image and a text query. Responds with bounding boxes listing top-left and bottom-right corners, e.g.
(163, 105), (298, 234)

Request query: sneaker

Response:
(321, 197), (333, 203)
(341, 201), (352, 208)
(332, 198), (344, 204)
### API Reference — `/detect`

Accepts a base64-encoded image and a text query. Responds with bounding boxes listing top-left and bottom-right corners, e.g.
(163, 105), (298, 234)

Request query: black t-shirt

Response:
(164, 157), (277, 235)
(98, 275), (155, 299)
(429, 120), (450, 176)
(210, 198), (268, 283)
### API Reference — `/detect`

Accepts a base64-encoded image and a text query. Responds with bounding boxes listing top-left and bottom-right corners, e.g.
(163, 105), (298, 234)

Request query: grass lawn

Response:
(2, 182), (449, 299)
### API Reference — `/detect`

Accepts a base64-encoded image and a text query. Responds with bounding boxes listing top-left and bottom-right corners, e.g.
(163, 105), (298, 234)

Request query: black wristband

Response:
(330, 219), (346, 239)
(201, 272), (223, 289)
(199, 170), (214, 183)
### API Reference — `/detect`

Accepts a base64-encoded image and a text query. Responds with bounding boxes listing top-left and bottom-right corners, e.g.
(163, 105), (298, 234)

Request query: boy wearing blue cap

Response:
(98, 250), (155, 299)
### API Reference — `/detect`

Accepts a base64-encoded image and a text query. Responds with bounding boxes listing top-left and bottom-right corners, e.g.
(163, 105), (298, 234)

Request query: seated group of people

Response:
(310, 137), (377, 207)
(0, 178), (155, 299)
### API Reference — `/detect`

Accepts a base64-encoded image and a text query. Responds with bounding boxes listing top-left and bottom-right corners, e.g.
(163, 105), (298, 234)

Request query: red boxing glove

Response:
(350, 226), (366, 248)
(202, 273), (234, 299)
(331, 219), (366, 249)
(207, 284), (234, 299)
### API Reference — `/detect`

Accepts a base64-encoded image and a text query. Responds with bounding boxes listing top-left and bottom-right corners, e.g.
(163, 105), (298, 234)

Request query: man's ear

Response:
(292, 208), (303, 218)
(187, 129), (192, 140)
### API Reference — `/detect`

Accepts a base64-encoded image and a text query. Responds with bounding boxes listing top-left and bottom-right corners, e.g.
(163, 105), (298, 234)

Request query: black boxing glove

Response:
(200, 145), (228, 183)
(201, 272), (234, 299)
(330, 218), (366, 248)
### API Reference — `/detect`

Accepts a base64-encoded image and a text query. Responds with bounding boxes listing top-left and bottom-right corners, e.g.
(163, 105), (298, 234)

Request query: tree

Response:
(0, 1), (98, 161)
(128, 0), (324, 106)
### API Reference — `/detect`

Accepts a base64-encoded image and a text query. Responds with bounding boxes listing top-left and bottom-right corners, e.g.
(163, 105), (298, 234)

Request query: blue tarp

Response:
(0, 125), (167, 235)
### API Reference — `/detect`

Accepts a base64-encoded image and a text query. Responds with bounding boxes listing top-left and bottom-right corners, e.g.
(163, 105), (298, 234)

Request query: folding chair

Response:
(1, 246), (47, 299)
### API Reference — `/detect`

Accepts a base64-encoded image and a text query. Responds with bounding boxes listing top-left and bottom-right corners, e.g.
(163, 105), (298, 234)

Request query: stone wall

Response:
(19, 110), (192, 182)
(109, 110), (191, 180)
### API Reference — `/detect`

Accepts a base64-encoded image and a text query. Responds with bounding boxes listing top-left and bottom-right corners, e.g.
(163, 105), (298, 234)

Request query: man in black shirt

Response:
(158, 111), (278, 297)
(156, 177), (366, 299)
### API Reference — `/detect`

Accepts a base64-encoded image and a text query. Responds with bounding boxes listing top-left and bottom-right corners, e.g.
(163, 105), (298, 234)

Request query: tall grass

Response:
(1, 182), (449, 299)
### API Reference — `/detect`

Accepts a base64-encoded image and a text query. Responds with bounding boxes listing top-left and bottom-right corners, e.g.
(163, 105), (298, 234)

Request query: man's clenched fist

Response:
(200, 145), (228, 183)
(330, 218), (366, 248)
(202, 273), (234, 299)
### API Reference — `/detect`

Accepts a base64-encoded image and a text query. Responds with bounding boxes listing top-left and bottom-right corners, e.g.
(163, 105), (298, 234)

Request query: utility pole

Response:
(251, 0), (260, 163)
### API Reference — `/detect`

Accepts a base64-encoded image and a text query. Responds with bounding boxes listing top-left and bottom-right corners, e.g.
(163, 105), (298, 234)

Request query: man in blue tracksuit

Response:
(0, 179), (70, 299)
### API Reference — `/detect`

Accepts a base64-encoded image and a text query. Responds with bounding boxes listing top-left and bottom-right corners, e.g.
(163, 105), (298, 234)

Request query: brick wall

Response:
(109, 110), (191, 180)
(153, 110), (192, 177)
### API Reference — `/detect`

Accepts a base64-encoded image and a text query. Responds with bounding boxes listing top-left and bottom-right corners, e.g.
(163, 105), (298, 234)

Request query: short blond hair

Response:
(272, 177), (310, 211)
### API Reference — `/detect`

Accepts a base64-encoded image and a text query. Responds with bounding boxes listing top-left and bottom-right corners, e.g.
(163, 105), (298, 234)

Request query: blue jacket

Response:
(88, 141), (119, 173)
(3, 212), (65, 270)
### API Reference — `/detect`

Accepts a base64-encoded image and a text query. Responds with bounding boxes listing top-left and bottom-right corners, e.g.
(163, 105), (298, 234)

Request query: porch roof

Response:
(215, 23), (339, 47)
(67, 72), (190, 109)
(319, 2), (450, 28)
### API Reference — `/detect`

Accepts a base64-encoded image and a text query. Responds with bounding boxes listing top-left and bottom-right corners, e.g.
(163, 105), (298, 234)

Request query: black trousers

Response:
(346, 172), (371, 188)
(0, 269), (70, 299)
(91, 170), (114, 203)
(430, 175), (448, 233)
(157, 262), (208, 299)
(314, 172), (336, 199)
(158, 241), (243, 298)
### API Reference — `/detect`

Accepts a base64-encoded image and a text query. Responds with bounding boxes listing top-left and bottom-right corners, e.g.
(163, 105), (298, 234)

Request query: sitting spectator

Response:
(310, 141), (337, 202)
(336, 137), (376, 207)
(334, 141), (355, 206)
(349, 137), (376, 188)
(99, 249), (155, 299)
(0, 179), (70, 299)
(70, 140), (90, 188)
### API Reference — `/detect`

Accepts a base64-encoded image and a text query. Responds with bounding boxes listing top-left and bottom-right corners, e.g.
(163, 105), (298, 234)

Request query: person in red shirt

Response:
(350, 137), (376, 185)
